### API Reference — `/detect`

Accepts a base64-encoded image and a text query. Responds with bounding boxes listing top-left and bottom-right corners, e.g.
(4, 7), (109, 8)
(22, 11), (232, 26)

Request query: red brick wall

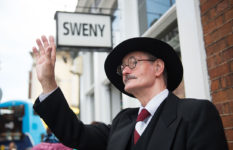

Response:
(200, 0), (233, 149)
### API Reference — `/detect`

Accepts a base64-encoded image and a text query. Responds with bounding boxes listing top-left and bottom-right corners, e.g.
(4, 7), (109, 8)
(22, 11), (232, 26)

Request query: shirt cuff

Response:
(39, 87), (58, 102)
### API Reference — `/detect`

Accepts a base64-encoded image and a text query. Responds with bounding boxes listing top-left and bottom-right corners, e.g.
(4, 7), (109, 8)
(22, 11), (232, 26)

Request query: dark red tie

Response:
(134, 108), (150, 144)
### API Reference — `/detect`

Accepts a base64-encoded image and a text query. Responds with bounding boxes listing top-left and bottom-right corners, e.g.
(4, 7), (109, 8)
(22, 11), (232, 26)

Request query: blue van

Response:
(0, 100), (46, 149)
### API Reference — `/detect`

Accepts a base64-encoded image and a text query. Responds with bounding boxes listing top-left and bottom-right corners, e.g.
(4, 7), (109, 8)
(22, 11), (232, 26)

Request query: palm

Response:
(36, 53), (54, 82)
(32, 36), (57, 93)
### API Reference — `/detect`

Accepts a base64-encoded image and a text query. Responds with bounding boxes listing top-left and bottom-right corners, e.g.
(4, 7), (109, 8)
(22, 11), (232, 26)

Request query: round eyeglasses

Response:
(116, 56), (157, 76)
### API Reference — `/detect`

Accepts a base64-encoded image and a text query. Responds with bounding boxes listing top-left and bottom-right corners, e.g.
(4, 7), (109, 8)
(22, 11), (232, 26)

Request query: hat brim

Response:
(104, 37), (183, 98)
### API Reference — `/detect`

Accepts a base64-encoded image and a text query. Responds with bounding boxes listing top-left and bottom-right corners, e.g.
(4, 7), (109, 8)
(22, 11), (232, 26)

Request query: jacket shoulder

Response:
(176, 97), (220, 122)
(178, 98), (216, 111)
(174, 97), (228, 149)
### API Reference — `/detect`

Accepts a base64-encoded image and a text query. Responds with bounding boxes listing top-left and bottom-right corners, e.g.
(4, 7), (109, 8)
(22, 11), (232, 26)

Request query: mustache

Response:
(124, 74), (137, 83)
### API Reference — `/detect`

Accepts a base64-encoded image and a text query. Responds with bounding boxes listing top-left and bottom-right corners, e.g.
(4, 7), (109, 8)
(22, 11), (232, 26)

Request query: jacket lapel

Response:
(147, 93), (181, 150)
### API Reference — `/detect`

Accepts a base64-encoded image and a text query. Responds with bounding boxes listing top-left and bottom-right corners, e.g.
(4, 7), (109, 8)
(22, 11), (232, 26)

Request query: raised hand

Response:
(32, 35), (57, 93)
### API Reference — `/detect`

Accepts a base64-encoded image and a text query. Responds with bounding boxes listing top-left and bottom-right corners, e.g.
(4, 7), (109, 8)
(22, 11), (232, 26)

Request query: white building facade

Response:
(75, 0), (211, 124)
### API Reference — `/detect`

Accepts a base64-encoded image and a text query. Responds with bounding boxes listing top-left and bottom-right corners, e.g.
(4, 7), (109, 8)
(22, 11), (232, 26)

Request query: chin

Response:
(124, 84), (138, 94)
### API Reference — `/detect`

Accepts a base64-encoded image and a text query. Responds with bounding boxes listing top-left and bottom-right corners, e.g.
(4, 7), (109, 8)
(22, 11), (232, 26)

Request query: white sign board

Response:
(55, 11), (112, 49)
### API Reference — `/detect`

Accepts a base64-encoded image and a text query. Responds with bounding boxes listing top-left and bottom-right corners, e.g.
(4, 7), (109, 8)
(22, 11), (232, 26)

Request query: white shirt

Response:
(135, 89), (169, 136)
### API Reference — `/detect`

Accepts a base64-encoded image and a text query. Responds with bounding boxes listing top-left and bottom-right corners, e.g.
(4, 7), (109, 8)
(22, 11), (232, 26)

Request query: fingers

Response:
(36, 38), (45, 55)
(34, 35), (56, 59)
(49, 35), (55, 45)
(49, 36), (56, 63)
(32, 46), (40, 59)
(43, 36), (52, 59)
(45, 46), (52, 59)
(41, 35), (49, 49)
(35, 35), (51, 55)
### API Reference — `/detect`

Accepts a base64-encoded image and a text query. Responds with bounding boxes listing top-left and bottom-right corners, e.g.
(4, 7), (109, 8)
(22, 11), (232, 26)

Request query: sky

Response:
(0, 0), (77, 101)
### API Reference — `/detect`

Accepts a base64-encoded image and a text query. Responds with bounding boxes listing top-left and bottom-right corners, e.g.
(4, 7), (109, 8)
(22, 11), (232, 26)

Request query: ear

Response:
(154, 59), (165, 77)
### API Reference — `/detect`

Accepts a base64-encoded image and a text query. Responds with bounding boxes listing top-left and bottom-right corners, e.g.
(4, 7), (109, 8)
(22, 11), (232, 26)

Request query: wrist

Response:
(41, 80), (58, 94)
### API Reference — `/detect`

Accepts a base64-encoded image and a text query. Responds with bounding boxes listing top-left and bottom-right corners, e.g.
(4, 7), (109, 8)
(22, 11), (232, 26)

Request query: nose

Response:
(122, 66), (131, 75)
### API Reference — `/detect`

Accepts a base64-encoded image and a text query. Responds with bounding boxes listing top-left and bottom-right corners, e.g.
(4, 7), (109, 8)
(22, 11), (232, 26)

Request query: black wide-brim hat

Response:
(104, 37), (183, 97)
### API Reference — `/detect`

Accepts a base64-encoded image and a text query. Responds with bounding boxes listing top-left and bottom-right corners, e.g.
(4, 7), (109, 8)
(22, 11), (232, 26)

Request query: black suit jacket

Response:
(33, 88), (228, 150)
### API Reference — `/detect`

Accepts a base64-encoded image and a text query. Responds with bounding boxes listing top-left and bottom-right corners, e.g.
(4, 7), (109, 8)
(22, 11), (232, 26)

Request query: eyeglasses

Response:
(117, 56), (157, 76)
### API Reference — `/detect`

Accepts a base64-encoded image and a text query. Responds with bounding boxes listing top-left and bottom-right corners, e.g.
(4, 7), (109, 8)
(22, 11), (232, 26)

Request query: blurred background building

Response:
(29, 0), (233, 148)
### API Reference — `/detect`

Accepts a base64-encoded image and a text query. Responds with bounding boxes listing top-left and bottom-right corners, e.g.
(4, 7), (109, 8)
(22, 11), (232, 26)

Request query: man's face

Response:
(121, 51), (157, 94)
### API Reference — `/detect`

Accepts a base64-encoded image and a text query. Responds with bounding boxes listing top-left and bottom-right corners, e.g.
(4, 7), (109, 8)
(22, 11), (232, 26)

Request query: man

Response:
(32, 36), (228, 150)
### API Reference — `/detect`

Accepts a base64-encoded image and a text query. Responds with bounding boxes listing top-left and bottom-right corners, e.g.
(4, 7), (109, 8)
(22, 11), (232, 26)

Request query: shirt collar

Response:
(138, 89), (169, 116)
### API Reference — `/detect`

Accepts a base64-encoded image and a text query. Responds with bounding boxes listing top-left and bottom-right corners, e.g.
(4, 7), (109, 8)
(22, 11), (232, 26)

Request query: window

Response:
(112, 8), (121, 47)
(146, 0), (175, 27)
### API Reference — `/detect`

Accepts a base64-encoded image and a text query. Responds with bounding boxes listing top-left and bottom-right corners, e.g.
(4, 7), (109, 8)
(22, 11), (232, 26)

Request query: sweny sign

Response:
(55, 11), (112, 49)
(63, 23), (105, 37)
